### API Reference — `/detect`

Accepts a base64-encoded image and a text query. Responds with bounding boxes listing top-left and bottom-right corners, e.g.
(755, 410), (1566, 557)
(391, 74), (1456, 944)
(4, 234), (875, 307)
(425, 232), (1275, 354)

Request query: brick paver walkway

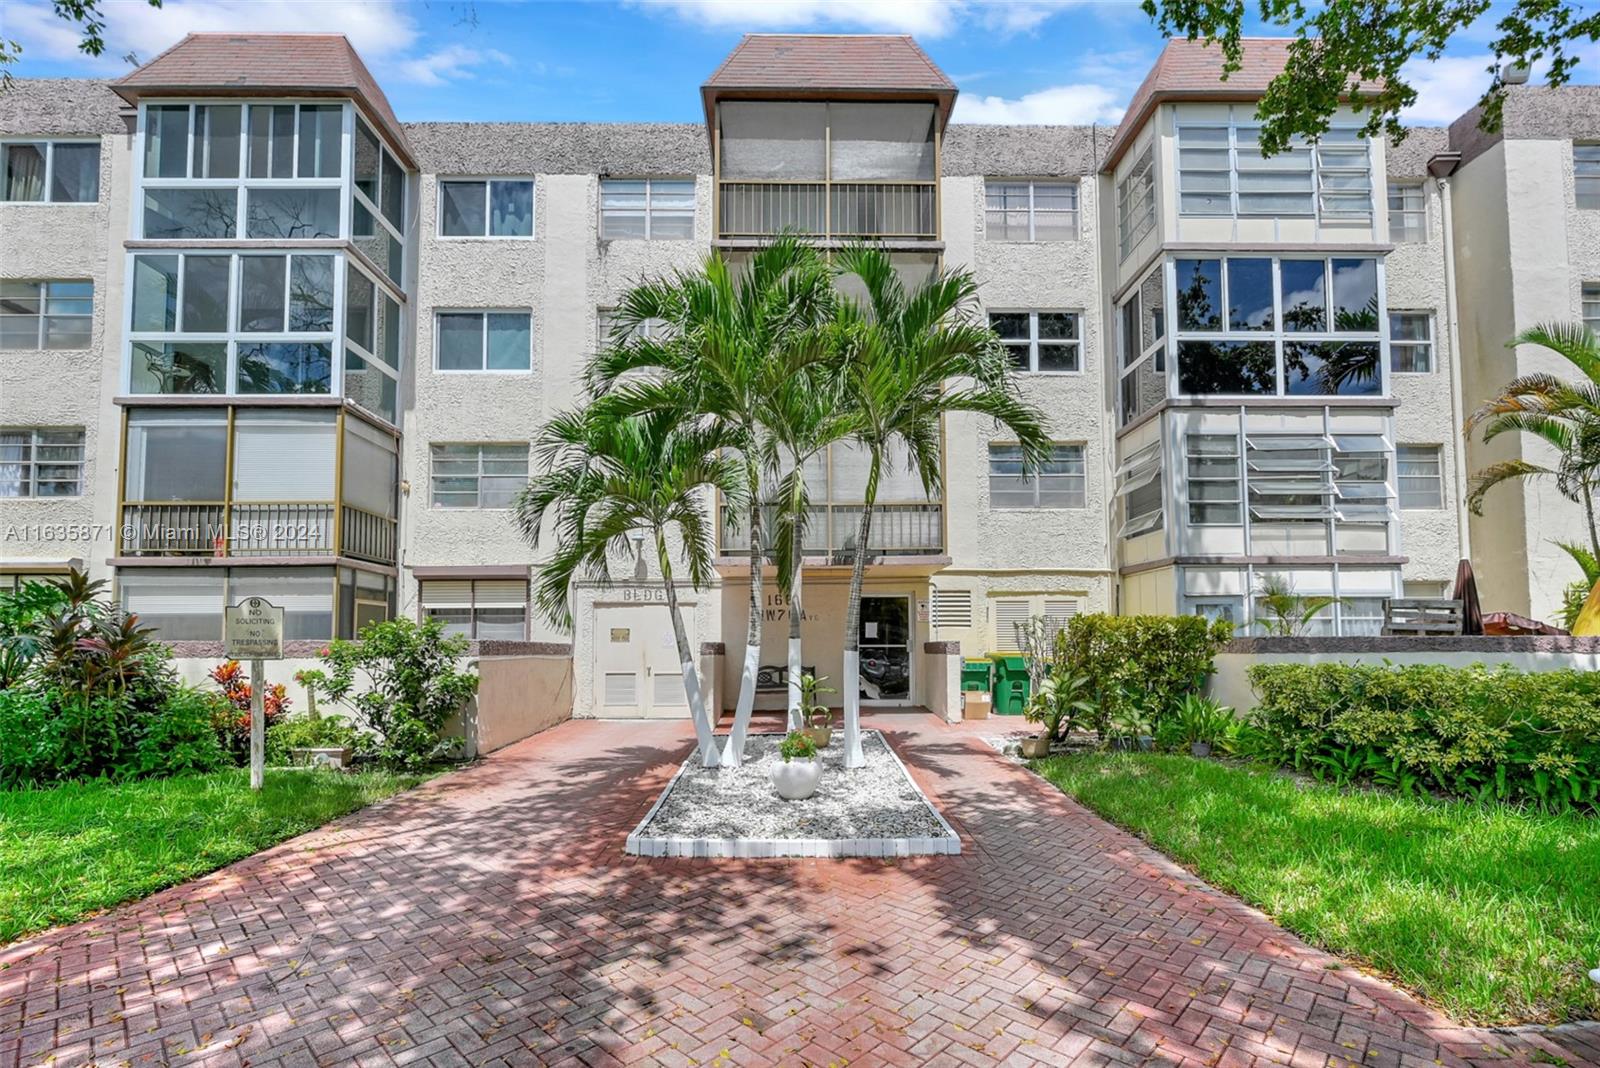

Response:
(3, 713), (1597, 1068)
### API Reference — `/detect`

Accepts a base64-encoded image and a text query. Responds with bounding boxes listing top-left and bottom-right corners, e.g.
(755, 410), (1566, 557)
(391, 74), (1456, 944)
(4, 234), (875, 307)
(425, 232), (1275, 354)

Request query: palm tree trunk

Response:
(841, 450), (881, 769)
(787, 519), (804, 731)
(721, 462), (764, 766)
(658, 531), (719, 768)
(1584, 480), (1600, 564)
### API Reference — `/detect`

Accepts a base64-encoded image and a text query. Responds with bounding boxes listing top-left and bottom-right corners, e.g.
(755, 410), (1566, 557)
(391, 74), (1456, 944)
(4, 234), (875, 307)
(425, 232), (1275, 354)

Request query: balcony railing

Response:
(120, 501), (396, 564)
(718, 182), (937, 240)
(720, 502), (944, 557)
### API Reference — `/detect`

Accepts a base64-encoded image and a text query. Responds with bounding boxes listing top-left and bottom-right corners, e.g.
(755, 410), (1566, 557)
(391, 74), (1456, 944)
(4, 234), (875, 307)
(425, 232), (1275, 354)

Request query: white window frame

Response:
(0, 279), (94, 351)
(433, 309), (533, 373)
(1175, 111), (1374, 223)
(1185, 433), (1242, 526)
(1388, 311), (1434, 374)
(983, 179), (1079, 241)
(597, 308), (669, 346)
(1583, 283), (1600, 335)
(0, 138), (102, 204)
(987, 310), (1083, 374)
(419, 578), (529, 640)
(1168, 254), (1390, 400)
(1576, 144), (1600, 210)
(1116, 144), (1155, 261)
(1397, 444), (1445, 510)
(0, 427), (86, 498)
(987, 442), (1087, 509)
(599, 176), (695, 241)
(429, 442), (529, 510)
(1387, 181), (1427, 241)
(1115, 440), (1164, 537)
(122, 250), (342, 396)
(134, 99), (352, 242)
(437, 176), (536, 239)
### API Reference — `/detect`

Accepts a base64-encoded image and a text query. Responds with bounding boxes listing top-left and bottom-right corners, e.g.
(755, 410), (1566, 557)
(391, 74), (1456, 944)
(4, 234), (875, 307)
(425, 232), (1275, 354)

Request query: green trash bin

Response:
(990, 655), (1031, 715)
(961, 659), (992, 693)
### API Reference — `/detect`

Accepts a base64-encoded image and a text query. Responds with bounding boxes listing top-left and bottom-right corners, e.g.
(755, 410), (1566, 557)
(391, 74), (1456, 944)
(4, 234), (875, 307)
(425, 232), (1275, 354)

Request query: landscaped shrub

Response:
(296, 618), (477, 769)
(208, 660), (290, 763)
(0, 570), (235, 787)
(1248, 662), (1600, 811)
(265, 713), (365, 765)
(134, 688), (229, 777)
(1053, 614), (1233, 737)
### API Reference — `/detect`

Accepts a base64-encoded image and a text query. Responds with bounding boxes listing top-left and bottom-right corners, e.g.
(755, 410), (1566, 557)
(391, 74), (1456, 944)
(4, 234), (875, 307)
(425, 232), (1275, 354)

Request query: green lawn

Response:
(1031, 753), (1600, 1026)
(0, 768), (430, 944)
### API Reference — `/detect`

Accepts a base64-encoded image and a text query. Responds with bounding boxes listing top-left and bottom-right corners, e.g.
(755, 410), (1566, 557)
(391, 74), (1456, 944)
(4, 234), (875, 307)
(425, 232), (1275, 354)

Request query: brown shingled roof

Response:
(112, 33), (415, 168)
(701, 34), (958, 130)
(1104, 37), (1295, 170)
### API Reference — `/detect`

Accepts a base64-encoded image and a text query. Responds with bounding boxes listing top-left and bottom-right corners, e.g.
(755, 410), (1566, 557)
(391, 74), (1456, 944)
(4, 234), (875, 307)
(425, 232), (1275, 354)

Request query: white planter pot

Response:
(770, 757), (822, 800)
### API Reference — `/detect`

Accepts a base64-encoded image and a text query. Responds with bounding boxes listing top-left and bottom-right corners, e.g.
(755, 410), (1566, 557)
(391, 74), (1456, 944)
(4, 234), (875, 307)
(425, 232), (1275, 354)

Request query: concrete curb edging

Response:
(623, 729), (962, 859)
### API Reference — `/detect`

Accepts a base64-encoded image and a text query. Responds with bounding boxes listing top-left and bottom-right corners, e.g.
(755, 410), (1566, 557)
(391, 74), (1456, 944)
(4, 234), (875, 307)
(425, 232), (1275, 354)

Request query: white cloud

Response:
(8, 0), (421, 69)
(953, 83), (1125, 124)
(633, 0), (1080, 38)
(395, 44), (512, 86)
(1400, 54), (1497, 125)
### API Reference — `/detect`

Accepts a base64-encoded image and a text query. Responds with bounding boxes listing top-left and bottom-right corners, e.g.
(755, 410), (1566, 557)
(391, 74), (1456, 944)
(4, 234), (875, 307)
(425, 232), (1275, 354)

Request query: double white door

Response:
(593, 604), (694, 718)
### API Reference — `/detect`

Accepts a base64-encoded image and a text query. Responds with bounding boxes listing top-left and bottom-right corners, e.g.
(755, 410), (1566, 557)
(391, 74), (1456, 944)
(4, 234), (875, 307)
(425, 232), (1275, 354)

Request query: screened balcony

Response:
(118, 406), (398, 565)
(716, 101), (938, 241)
(717, 441), (944, 557)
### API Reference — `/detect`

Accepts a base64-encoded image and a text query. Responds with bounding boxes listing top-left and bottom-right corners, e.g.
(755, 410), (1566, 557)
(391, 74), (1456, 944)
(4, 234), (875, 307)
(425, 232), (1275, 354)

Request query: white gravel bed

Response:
(626, 730), (960, 858)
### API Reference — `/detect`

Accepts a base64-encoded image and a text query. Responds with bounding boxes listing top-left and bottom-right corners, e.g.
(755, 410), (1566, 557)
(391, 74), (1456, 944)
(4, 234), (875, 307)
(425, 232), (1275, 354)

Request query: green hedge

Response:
(1055, 614), (1233, 735)
(1248, 662), (1600, 811)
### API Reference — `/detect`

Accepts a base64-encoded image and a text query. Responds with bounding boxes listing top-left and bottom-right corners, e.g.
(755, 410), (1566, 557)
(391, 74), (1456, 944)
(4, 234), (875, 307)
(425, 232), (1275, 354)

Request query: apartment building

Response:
(0, 30), (1581, 717)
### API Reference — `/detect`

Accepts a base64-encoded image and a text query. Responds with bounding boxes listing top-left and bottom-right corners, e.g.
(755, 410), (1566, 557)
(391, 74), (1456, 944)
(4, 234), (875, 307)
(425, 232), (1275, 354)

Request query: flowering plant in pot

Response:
(1020, 667), (1094, 759)
(796, 672), (836, 748)
(770, 729), (822, 800)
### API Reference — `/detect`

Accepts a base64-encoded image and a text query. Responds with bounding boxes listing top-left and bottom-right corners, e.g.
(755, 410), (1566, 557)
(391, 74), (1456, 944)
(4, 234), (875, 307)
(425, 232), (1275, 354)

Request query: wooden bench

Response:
(1383, 598), (1464, 636)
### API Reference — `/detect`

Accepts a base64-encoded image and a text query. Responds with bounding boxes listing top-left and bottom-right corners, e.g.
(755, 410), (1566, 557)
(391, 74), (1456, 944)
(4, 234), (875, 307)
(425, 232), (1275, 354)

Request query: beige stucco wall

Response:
(464, 651), (573, 753)
(0, 122), (129, 580)
(1452, 137), (1591, 620)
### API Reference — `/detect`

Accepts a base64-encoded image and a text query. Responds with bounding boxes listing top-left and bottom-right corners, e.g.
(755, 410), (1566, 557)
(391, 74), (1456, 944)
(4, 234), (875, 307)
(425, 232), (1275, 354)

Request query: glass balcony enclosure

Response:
(117, 564), (394, 641)
(719, 440), (944, 556)
(1118, 255), (1388, 424)
(118, 405), (398, 565)
(716, 101), (938, 240)
(127, 100), (409, 423)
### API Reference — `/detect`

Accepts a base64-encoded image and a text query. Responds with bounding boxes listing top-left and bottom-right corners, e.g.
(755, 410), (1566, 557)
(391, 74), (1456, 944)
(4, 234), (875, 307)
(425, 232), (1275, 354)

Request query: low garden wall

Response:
(163, 640), (574, 758)
(1211, 635), (1600, 712)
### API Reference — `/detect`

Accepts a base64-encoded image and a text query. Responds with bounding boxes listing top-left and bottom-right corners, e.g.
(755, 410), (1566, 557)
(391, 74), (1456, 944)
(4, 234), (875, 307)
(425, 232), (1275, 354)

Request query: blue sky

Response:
(5, 0), (1592, 127)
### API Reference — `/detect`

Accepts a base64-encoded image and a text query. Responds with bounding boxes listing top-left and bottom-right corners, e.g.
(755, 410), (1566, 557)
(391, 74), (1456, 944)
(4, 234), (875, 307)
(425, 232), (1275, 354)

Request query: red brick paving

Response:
(3, 712), (1597, 1068)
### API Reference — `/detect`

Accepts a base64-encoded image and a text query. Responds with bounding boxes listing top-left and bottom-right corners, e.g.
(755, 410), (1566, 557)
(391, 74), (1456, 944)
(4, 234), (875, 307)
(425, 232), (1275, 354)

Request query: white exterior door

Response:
(593, 604), (694, 718)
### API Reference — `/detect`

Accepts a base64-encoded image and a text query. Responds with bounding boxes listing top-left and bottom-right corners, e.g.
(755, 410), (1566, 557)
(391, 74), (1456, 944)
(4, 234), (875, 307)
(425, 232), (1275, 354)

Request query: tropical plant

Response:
(767, 362), (857, 729)
(778, 729), (818, 763)
(208, 659), (291, 763)
(0, 577), (67, 687)
(1155, 694), (1238, 753)
(829, 244), (1052, 767)
(1253, 572), (1342, 637)
(587, 235), (837, 765)
(797, 671), (836, 731)
(1024, 667), (1095, 746)
(297, 618), (478, 769)
(1465, 323), (1600, 563)
(515, 404), (747, 767)
(266, 713), (364, 765)
(1555, 539), (1600, 631)
(1106, 704), (1156, 750)
(134, 687), (230, 777)
(1054, 614), (1233, 738)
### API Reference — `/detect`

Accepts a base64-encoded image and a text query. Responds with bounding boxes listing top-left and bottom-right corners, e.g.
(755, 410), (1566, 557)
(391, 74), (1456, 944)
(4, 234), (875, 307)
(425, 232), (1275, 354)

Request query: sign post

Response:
(224, 597), (285, 792)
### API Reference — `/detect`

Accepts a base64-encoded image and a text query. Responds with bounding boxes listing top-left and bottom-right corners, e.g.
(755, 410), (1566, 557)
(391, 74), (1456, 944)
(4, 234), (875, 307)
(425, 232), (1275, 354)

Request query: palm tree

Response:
(765, 362), (858, 729)
(1465, 323), (1600, 562)
(587, 235), (836, 766)
(514, 405), (746, 768)
(830, 245), (1052, 768)
(1253, 573), (1342, 636)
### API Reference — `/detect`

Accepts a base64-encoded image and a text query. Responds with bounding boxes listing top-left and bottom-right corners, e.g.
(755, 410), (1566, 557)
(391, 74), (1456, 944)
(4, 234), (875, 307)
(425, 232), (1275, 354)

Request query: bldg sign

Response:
(225, 597), (285, 660)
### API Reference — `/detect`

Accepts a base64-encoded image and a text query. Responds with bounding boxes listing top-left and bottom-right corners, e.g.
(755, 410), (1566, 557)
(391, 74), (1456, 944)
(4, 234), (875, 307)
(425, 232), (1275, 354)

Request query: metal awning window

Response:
(1116, 442), (1163, 536)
